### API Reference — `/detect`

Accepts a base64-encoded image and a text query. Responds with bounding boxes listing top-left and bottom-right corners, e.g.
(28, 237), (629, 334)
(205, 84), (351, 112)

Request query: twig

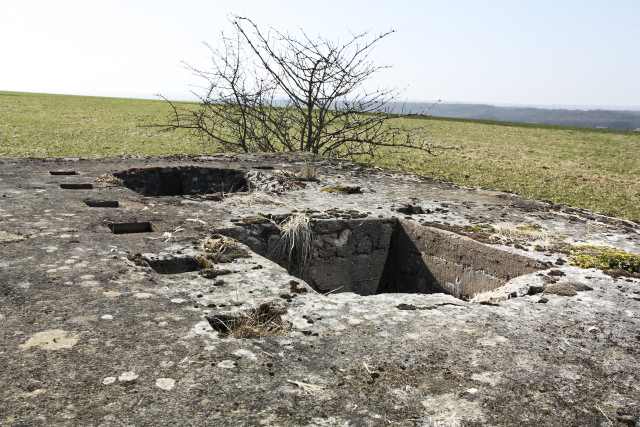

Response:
(322, 286), (344, 296)
(286, 379), (324, 394)
(186, 218), (207, 225)
(595, 403), (611, 423)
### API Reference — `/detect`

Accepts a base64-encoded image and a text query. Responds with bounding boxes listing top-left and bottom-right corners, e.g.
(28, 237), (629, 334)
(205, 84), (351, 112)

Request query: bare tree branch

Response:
(156, 15), (437, 160)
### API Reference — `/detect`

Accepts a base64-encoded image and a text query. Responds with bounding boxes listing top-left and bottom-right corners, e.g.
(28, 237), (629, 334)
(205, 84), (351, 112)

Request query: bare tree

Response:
(160, 15), (435, 159)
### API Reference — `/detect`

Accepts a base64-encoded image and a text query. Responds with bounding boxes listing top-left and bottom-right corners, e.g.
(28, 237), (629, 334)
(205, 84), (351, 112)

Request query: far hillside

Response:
(393, 102), (640, 130)
(0, 91), (638, 220)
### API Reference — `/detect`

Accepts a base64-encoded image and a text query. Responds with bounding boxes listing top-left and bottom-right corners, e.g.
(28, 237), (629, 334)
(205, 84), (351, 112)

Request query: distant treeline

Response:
(391, 102), (640, 130)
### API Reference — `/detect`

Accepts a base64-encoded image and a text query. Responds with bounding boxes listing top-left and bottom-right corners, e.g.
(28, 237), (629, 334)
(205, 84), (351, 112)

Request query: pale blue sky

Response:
(2, 0), (639, 108)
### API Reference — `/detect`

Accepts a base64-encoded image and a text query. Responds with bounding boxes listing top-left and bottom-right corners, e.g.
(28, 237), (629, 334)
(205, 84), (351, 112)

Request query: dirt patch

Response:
(544, 282), (593, 297)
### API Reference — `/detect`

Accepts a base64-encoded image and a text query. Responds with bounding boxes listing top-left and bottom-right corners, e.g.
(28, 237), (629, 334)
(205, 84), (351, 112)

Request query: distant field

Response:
(1, 91), (639, 220)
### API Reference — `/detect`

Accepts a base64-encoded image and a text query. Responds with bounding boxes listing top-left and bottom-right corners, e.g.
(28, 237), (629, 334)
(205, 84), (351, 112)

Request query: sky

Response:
(2, 0), (639, 109)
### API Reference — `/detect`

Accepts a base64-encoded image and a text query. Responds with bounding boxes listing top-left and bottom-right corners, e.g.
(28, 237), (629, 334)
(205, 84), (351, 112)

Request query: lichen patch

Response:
(19, 329), (79, 350)
(118, 372), (138, 382)
(217, 360), (236, 369)
(102, 291), (121, 298)
(102, 377), (116, 385)
(155, 378), (176, 390)
(134, 292), (153, 299)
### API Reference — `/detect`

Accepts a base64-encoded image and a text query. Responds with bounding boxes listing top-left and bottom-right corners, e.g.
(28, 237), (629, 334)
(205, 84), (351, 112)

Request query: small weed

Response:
(321, 186), (362, 195)
(195, 256), (214, 269)
(198, 268), (232, 279)
(464, 224), (495, 233)
(516, 224), (543, 232)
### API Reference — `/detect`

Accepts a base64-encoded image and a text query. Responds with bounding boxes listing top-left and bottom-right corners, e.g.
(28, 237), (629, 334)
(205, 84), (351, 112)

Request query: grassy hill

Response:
(1, 91), (638, 220)
(393, 101), (640, 130)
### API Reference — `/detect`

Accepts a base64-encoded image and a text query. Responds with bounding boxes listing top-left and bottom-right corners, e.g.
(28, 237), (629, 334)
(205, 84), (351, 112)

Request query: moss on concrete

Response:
(569, 245), (640, 274)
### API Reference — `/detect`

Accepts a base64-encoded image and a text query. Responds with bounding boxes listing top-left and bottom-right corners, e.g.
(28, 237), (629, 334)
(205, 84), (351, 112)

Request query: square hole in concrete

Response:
(224, 218), (543, 300)
(143, 256), (209, 274)
(60, 183), (93, 189)
(84, 200), (119, 208)
(108, 222), (156, 234)
(49, 171), (78, 175)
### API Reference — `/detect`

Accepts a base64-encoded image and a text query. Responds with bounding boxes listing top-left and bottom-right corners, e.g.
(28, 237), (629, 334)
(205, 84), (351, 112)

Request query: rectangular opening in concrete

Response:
(108, 222), (156, 234)
(226, 217), (543, 300)
(60, 183), (93, 189)
(49, 171), (78, 175)
(375, 220), (543, 299)
(143, 256), (209, 274)
(113, 166), (249, 196)
(84, 200), (119, 208)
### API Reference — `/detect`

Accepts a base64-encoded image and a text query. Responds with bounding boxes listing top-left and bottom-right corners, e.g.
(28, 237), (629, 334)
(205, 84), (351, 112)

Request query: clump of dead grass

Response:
(492, 223), (555, 249)
(297, 161), (318, 181)
(203, 234), (250, 263)
(206, 302), (289, 339)
(96, 174), (125, 186)
(269, 213), (314, 275)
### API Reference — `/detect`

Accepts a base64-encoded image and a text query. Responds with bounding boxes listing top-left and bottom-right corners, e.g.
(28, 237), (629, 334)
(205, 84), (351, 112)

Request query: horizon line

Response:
(2, 89), (639, 112)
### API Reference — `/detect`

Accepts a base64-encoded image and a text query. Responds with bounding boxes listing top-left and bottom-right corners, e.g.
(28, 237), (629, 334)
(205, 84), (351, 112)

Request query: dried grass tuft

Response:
(206, 302), (289, 339)
(492, 223), (554, 249)
(269, 213), (314, 275)
(297, 161), (318, 181)
(221, 191), (285, 207)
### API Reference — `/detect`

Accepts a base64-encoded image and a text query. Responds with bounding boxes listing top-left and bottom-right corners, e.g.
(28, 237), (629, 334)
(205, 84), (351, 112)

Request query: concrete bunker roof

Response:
(0, 153), (639, 425)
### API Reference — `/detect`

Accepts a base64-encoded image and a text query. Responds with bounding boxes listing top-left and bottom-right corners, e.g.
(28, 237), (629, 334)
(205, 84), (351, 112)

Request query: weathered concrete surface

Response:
(1, 153), (639, 426)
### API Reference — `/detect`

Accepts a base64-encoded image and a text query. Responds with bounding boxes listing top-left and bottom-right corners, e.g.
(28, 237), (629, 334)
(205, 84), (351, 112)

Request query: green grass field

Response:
(1, 91), (639, 220)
